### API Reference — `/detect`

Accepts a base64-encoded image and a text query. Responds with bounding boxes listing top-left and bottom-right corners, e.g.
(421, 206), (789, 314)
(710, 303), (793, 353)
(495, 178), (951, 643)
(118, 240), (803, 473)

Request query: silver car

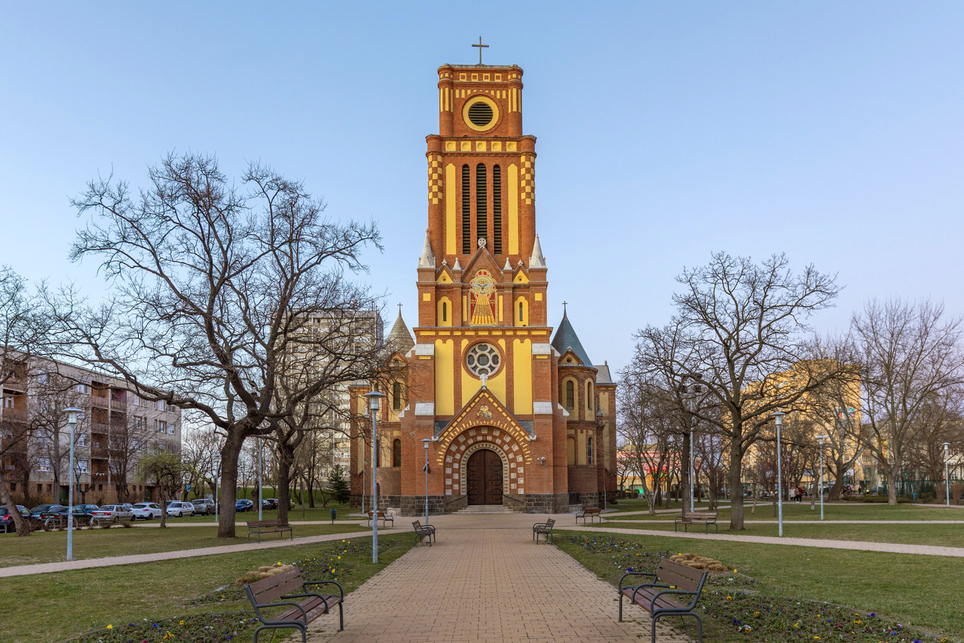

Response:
(90, 505), (133, 524)
(165, 501), (195, 517)
(192, 498), (216, 515)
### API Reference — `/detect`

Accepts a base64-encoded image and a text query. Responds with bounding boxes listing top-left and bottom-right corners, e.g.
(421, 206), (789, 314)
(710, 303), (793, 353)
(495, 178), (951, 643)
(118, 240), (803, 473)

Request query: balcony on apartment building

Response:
(0, 407), (28, 423)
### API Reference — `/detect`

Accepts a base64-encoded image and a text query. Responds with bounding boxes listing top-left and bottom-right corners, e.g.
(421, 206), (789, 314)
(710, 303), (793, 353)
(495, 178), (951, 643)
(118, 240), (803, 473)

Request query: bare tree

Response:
(852, 299), (964, 505)
(632, 253), (855, 530)
(138, 452), (185, 528)
(0, 267), (50, 536)
(47, 153), (381, 538)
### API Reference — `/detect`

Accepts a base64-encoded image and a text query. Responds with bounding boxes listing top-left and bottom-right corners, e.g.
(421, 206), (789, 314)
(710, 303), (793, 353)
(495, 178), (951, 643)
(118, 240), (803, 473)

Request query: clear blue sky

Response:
(3, 2), (963, 377)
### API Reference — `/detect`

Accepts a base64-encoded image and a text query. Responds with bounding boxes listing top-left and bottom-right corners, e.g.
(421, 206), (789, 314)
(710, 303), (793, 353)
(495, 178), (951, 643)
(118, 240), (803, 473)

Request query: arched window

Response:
(587, 437), (594, 466)
(392, 382), (402, 411)
(565, 380), (575, 410)
(587, 382), (594, 410)
(461, 164), (471, 253)
(476, 163), (488, 246)
(392, 439), (402, 467)
(442, 301), (447, 322)
(493, 165), (502, 254)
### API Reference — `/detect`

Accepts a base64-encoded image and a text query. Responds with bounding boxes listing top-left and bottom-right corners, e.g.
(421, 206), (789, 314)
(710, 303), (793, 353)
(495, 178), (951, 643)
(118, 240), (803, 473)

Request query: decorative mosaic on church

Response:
(521, 156), (534, 205)
(428, 154), (442, 205)
(469, 270), (496, 325)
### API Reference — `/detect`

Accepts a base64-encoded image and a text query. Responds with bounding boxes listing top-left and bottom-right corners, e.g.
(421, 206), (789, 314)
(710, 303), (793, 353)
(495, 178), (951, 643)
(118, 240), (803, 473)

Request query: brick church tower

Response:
(350, 55), (617, 514)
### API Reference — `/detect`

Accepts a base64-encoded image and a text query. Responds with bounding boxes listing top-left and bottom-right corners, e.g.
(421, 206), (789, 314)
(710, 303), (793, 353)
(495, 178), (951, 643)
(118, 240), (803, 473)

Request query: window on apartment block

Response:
(77, 460), (89, 474)
(156, 420), (167, 434)
(38, 458), (50, 472)
(77, 432), (88, 447)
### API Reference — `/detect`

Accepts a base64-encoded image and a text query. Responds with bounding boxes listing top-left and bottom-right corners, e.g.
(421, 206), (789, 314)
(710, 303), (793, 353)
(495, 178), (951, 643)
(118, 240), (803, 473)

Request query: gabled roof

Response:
(551, 309), (592, 367)
(386, 309), (414, 355)
(595, 361), (614, 385)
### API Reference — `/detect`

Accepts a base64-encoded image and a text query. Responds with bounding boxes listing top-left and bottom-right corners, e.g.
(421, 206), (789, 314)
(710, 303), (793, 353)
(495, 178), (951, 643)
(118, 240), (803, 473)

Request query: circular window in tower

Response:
(465, 342), (502, 378)
(462, 96), (499, 132)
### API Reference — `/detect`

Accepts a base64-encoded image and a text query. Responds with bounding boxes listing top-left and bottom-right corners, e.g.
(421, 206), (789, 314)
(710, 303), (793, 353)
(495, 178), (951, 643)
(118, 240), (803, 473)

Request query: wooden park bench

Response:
(412, 520), (436, 546)
(618, 558), (709, 642)
(366, 511), (394, 528)
(532, 517), (555, 544)
(244, 566), (344, 641)
(575, 507), (601, 524)
(92, 514), (134, 529)
(247, 519), (294, 543)
(673, 511), (718, 533)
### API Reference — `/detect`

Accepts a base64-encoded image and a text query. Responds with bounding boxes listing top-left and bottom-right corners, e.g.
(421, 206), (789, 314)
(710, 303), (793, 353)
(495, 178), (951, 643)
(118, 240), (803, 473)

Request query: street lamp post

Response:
(257, 436), (263, 521)
(65, 407), (83, 561)
(771, 411), (786, 537)
(364, 391), (386, 564)
(816, 435), (827, 521)
(422, 438), (432, 524)
(943, 442), (952, 507)
(214, 455), (221, 524)
(681, 379), (703, 513)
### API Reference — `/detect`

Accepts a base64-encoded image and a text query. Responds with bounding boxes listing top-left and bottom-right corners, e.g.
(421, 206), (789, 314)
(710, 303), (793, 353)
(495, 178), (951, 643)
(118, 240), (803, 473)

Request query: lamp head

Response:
(816, 435), (827, 441)
(422, 438), (432, 451)
(364, 390), (386, 411)
(770, 410), (786, 426)
(65, 407), (83, 425)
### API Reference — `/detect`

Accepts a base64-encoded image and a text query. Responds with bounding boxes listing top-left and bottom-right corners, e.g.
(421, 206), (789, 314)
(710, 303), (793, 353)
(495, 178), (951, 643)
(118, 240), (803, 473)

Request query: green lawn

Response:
(555, 530), (964, 642)
(0, 533), (413, 643)
(0, 522), (374, 568)
(607, 501), (964, 521)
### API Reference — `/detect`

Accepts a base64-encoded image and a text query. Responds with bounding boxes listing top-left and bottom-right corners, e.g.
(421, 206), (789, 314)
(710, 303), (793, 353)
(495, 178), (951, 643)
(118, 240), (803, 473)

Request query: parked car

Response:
(0, 505), (30, 533)
(29, 504), (62, 519)
(262, 498), (278, 510)
(91, 505), (133, 524)
(165, 501), (195, 517)
(131, 502), (162, 520)
(76, 504), (100, 514)
(192, 498), (216, 515)
(41, 506), (92, 530)
(235, 499), (254, 512)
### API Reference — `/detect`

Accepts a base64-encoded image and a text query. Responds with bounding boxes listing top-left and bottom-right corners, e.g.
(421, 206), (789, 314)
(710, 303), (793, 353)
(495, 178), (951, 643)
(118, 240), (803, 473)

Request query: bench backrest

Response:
(368, 511), (386, 517)
(686, 512), (717, 519)
(247, 567), (304, 604)
(247, 519), (281, 528)
(587, 508), (600, 513)
(655, 559), (707, 593)
(545, 518), (555, 529)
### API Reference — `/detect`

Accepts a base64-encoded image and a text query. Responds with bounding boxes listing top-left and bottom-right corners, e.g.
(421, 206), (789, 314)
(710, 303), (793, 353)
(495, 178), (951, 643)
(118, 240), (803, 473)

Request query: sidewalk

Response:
(303, 515), (689, 642)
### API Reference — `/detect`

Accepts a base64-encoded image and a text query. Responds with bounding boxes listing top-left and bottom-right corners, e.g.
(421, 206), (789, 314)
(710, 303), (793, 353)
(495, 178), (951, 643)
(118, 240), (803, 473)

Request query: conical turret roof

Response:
(550, 307), (592, 366)
(386, 308), (415, 355)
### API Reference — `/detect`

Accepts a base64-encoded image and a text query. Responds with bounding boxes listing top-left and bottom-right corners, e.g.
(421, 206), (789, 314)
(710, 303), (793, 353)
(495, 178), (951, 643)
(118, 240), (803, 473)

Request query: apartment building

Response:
(1, 356), (180, 505)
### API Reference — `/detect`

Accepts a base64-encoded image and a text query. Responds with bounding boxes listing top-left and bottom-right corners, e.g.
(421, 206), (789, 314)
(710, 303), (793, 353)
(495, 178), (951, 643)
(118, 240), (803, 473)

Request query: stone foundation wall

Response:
(399, 494), (448, 516)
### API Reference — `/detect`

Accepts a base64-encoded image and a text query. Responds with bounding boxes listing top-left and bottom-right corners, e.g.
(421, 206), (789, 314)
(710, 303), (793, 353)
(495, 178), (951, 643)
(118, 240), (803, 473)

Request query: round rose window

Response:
(465, 343), (501, 378)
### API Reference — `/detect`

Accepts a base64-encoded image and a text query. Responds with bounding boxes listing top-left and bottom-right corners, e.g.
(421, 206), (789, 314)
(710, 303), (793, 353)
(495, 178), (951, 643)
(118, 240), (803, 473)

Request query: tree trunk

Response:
(1, 483), (30, 536)
(276, 441), (295, 526)
(728, 441), (745, 530)
(886, 467), (899, 506)
(159, 497), (168, 528)
(217, 431), (244, 538)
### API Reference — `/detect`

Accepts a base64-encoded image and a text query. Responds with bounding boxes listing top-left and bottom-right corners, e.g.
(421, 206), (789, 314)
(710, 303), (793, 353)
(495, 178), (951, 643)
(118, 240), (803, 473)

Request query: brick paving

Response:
(304, 517), (689, 642)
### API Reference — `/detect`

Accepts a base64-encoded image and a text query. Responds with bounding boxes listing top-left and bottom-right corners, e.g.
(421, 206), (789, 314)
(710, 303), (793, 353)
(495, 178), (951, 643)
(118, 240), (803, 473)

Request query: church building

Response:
(349, 56), (617, 514)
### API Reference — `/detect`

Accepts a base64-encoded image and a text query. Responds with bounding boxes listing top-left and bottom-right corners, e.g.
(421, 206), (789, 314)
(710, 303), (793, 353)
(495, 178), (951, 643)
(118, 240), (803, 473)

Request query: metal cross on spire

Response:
(562, 301), (568, 315)
(397, 302), (403, 315)
(472, 36), (489, 65)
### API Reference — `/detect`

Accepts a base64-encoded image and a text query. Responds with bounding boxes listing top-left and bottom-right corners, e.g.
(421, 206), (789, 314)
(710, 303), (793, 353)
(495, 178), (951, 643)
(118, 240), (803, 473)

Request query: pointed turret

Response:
(418, 229), (435, 269)
(529, 234), (547, 269)
(551, 306), (592, 366)
(386, 308), (415, 355)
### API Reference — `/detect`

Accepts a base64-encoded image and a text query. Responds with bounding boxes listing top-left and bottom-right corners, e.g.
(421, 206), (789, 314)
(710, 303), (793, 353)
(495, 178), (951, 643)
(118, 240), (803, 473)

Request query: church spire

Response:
(386, 305), (415, 355)
(551, 305), (593, 366)
(529, 234), (546, 269)
(418, 229), (435, 269)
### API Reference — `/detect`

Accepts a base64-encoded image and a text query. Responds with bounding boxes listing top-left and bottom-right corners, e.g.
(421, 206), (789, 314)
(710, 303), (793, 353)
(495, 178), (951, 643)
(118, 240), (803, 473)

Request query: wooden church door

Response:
(466, 449), (503, 505)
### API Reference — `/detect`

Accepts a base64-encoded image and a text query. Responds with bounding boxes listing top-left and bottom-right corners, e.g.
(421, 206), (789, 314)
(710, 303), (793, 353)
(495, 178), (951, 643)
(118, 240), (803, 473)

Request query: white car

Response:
(131, 502), (162, 520)
(165, 501), (195, 517)
(91, 505), (133, 524)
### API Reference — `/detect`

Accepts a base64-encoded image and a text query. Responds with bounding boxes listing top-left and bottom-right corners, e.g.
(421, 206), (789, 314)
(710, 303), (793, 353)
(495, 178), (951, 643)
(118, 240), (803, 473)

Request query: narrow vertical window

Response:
(461, 164), (471, 253)
(392, 382), (402, 411)
(476, 163), (487, 246)
(565, 380), (575, 410)
(442, 301), (447, 322)
(393, 439), (402, 467)
(587, 382), (594, 410)
(587, 437), (594, 466)
(519, 301), (524, 321)
(493, 165), (502, 254)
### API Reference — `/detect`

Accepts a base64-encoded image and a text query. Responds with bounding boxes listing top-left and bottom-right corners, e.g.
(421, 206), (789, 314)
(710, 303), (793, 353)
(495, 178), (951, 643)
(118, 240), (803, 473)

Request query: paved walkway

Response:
(303, 515), (688, 642)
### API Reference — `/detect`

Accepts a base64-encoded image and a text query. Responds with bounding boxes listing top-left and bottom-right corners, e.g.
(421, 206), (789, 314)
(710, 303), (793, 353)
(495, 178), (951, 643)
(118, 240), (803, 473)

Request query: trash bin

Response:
(330, 508), (336, 524)
(912, 493), (917, 503)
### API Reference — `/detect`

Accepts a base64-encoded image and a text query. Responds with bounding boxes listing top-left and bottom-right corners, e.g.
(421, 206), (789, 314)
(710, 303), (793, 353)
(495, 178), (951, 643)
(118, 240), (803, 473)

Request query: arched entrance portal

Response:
(466, 448), (503, 505)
